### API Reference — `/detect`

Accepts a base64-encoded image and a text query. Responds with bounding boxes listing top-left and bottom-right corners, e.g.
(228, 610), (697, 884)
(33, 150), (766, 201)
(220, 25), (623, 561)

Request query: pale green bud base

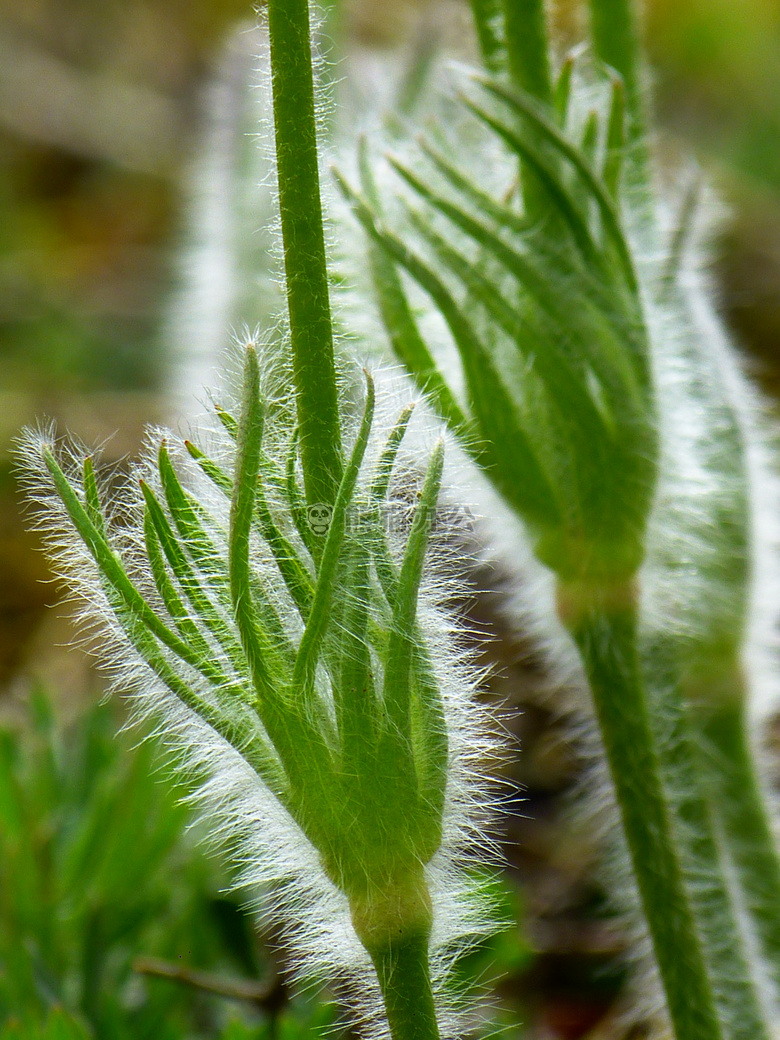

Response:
(351, 874), (440, 1040)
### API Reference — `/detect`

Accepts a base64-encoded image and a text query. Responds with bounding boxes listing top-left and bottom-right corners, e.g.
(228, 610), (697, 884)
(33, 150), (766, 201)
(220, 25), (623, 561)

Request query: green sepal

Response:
(140, 480), (252, 676)
(292, 372), (375, 701)
(603, 76), (626, 198)
(382, 440), (444, 741)
(355, 144), (470, 437)
(336, 171), (561, 532)
(471, 78), (639, 292)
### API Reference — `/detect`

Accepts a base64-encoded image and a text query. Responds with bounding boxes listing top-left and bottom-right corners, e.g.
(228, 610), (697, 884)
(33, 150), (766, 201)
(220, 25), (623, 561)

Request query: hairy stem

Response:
(644, 644), (771, 1040)
(697, 672), (780, 1003)
(352, 877), (440, 1040)
(267, 0), (342, 507)
(558, 580), (725, 1040)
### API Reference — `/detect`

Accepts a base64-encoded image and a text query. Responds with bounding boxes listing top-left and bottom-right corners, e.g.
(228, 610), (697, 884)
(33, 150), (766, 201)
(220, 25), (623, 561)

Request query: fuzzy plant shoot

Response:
(336, 0), (780, 1037)
(20, 2), (503, 1039)
(21, 0), (780, 1037)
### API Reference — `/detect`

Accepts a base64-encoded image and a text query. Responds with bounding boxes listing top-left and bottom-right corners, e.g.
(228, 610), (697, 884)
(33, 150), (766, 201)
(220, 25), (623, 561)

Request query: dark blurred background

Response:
(2, 2), (780, 1038)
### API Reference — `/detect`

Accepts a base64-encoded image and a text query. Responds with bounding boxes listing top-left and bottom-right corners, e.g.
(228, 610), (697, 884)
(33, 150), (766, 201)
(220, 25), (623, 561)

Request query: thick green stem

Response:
(351, 877), (440, 1040)
(267, 0), (342, 507)
(644, 645), (771, 1040)
(558, 580), (724, 1040)
(369, 932), (439, 1040)
(588, 0), (650, 196)
(696, 674), (780, 1002)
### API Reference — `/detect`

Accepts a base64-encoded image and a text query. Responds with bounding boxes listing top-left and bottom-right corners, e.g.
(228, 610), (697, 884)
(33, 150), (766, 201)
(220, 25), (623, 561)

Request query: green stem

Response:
(267, 0), (342, 507)
(469, 0), (506, 76)
(351, 876), (440, 1040)
(370, 932), (440, 1040)
(558, 580), (724, 1040)
(587, 0), (650, 196)
(500, 0), (554, 224)
(697, 675), (780, 1002)
(502, 0), (552, 103)
(644, 645), (771, 1040)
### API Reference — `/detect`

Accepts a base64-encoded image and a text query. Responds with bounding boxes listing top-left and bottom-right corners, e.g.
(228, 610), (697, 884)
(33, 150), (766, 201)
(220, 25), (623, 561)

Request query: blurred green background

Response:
(1, 1), (780, 1037)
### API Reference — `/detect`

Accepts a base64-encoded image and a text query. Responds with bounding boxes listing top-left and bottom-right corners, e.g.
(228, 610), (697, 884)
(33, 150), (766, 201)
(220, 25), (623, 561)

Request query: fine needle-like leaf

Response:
(292, 372), (375, 700)
(603, 77), (626, 199)
(355, 144), (470, 436)
(335, 170), (561, 531)
(383, 440), (444, 742)
(471, 79), (639, 290)
(43, 450), (187, 657)
(141, 482), (255, 674)
(159, 442), (231, 595)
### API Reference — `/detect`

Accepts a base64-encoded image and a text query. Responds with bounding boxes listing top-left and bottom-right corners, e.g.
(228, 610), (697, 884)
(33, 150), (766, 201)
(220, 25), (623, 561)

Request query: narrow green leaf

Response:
(253, 475), (314, 621)
(335, 172), (561, 531)
(284, 430), (316, 558)
(216, 405), (239, 440)
(405, 206), (612, 448)
(418, 137), (529, 235)
(372, 403), (415, 506)
(382, 440), (444, 739)
(502, 0), (553, 104)
(141, 481), (253, 675)
(143, 508), (229, 685)
(469, 0), (506, 75)
(553, 54), (575, 126)
(662, 174), (702, 290)
(120, 600), (289, 801)
(354, 146), (470, 436)
(43, 448), (209, 678)
(185, 438), (302, 652)
(472, 79), (638, 290)
(82, 457), (105, 536)
(229, 346), (285, 702)
(332, 538), (378, 773)
(293, 372), (375, 699)
(458, 99), (601, 267)
(603, 76), (626, 198)
(159, 442), (230, 596)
